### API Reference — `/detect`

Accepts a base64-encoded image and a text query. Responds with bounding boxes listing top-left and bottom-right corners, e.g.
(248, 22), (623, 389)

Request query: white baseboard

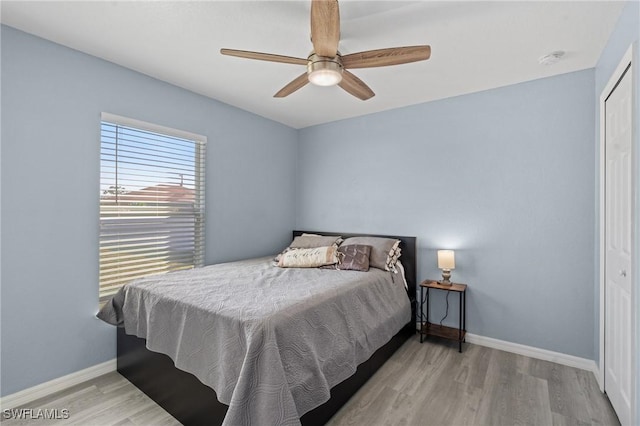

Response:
(0, 359), (116, 409)
(0, 333), (603, 410)
(593, 363), (604, 391)
(465, 333), (598, 373)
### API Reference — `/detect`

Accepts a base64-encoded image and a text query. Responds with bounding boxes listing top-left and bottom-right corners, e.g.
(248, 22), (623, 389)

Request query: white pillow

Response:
(277, 246), (339, 268)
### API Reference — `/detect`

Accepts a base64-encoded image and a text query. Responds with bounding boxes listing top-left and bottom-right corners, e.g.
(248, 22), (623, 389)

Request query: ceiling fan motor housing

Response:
(307, 53), (343, 86)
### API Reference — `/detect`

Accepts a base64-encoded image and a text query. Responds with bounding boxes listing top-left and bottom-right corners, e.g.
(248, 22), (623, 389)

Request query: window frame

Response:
(99, 112), (206, 302)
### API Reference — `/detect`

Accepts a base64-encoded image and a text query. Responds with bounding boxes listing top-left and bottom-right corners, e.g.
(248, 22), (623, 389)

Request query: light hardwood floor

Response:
(1, 337), (620, 426)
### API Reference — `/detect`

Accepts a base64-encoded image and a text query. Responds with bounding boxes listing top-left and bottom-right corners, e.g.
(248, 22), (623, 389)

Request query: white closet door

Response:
(604, 63), (633, 426)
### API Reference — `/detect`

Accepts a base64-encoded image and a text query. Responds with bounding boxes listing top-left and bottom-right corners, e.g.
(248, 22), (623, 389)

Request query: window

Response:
(99, 113), (206, 302)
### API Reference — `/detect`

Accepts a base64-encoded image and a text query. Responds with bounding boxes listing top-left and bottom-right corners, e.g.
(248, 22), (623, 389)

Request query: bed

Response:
(100, 231), (416, 425)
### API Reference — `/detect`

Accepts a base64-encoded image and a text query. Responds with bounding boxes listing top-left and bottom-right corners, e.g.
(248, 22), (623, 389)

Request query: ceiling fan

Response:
(220, 0), (431, 101)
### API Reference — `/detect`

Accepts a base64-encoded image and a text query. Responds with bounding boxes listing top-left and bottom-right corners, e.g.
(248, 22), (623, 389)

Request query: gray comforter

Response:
(97, 257), (411, 426)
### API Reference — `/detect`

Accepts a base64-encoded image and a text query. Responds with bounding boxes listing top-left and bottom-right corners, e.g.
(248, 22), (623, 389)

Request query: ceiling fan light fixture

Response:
(307, 54), (343, 86)
(308, 68), (343, 86)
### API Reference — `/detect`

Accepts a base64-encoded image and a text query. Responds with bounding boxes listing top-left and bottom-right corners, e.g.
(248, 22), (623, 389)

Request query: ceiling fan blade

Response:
(274, 73), (310, 98)
(220, 49), (308, 66)
(342, 45), (431, 69)
(338, 70), (375, 101)
(311, 0), (340, 58)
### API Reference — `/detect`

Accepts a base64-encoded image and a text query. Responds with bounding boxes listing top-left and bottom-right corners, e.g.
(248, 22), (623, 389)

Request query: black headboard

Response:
(293, 230), (417, 321)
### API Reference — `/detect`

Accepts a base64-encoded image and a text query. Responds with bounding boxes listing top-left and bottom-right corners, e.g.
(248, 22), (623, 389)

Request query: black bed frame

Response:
(117, 230), (417, 425)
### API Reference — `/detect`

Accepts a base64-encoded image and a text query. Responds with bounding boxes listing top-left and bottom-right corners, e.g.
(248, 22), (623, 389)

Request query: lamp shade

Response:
(437, 250), (455, 270)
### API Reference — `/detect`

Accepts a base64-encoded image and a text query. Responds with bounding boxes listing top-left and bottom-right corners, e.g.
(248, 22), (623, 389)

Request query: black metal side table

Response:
(418, 280), (467, 352)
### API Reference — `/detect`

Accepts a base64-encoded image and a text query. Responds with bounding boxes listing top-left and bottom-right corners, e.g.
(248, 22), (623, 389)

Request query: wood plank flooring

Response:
(1, 337), (620, 426)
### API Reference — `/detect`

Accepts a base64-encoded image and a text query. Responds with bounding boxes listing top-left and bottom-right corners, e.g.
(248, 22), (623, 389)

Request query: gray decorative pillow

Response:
(340, 237), (401, 271)
(336, 244), (371, 272)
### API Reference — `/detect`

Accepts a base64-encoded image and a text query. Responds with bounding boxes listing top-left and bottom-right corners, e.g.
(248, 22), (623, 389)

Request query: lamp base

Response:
(439, 269), (452, 286)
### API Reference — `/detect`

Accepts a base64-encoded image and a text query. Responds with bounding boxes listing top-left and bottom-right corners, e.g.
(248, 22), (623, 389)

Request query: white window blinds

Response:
(99, 114), (206, 302)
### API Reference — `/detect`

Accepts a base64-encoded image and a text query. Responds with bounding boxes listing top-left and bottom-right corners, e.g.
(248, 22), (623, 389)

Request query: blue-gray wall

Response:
(0, 26), (298, 396)
(2, 0), (638, 402)
(593, 0), (640, 413)
(297, 69), (596, 359)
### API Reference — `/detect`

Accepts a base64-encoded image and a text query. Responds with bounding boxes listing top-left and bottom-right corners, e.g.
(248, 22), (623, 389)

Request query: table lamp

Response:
(437, 250), (455, 285)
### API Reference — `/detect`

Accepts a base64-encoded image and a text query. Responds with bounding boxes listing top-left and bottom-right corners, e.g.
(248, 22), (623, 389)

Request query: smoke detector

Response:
(538, 51), (565, 66)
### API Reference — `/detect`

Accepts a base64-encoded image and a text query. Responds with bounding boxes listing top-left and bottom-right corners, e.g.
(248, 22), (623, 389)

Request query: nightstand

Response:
(418, 280), (467, 352)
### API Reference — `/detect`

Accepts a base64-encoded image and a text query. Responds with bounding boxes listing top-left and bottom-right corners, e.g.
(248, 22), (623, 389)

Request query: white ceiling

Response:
(1, 1), (626, 129)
